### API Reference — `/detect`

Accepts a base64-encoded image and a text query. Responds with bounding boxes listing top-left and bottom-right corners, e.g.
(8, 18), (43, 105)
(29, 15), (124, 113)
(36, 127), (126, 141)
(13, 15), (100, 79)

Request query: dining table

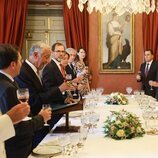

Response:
(29, 95), (158, 158)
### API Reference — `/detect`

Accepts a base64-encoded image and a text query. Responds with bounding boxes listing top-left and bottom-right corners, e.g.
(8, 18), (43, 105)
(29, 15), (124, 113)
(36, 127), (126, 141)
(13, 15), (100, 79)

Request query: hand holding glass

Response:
(17, 88), (31, 121)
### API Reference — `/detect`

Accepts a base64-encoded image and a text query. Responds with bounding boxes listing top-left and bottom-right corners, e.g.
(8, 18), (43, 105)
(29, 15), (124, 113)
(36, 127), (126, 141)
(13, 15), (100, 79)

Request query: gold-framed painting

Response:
(99, 13), (134, 73)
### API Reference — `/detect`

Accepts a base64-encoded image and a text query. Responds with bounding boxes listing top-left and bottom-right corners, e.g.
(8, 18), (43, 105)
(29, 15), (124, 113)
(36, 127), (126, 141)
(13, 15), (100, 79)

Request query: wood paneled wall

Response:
(88, 13), (144, 94)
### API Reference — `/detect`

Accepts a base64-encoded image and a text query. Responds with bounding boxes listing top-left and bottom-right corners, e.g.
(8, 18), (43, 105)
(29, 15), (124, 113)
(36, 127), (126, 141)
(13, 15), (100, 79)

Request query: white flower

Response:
(115, 120), (121, 125)
(116, 129), (125, 138)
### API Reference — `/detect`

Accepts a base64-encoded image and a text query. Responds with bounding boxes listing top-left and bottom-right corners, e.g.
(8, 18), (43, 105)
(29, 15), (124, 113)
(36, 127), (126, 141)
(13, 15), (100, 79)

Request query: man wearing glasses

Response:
(42, 42), (73, 102)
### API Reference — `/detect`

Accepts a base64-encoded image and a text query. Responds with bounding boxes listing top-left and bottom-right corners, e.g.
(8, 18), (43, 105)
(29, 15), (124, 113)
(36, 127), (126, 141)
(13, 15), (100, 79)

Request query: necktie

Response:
(60, 64), (65, 78)
(36, 70), (42, 85)
(145, 63), (149, 77)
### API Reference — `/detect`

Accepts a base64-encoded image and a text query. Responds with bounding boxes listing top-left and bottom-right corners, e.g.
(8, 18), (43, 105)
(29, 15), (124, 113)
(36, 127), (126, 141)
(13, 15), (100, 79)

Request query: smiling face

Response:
(78, 48), (86, 60)
(61, 53), (69, 67)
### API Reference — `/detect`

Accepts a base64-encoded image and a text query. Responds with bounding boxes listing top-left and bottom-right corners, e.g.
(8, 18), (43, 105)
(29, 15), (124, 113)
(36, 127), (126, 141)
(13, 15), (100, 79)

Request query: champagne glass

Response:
(72, 82), (78, 98)
(42, 104), (51, 126)
(17, 88), (31, 121)
(126, 87), (133, 95)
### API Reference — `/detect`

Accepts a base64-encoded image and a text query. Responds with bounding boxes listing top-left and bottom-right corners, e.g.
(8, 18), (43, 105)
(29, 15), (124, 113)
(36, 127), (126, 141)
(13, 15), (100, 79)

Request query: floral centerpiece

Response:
(106, 92), (128, 105)
(103, 110), (145, 140)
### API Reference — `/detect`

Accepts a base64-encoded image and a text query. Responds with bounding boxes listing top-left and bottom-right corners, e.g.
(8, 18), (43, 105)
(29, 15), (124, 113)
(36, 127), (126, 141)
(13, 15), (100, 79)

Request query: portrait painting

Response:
(99, 13), (134, 73)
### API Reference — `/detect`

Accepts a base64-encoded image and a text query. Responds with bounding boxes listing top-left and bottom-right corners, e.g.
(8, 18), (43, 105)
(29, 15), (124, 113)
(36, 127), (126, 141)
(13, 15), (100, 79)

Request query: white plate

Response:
(40, 138), (59, 146)
(33, 145), (61, 155)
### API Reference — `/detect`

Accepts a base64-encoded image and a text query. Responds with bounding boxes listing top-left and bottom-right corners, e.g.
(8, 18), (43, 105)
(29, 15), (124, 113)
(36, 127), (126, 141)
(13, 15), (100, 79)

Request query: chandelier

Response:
(66, 0), (158, 15)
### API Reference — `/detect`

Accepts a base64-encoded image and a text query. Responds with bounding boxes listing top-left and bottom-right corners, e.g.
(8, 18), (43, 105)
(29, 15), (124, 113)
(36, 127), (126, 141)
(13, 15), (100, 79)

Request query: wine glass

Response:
(149, 80), (153, 90)
(126, 87), (133, 95)
(17, 88), (31, 121)
(65, 74), (72, 81)
(42, 104), (51, 126)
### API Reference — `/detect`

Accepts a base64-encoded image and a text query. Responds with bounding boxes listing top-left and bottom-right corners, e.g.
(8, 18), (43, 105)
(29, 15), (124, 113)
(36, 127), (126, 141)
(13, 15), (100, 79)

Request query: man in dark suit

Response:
(42, 42), (74, 99)
(136, 49), (158, 97)
(0, 44), (52, 158)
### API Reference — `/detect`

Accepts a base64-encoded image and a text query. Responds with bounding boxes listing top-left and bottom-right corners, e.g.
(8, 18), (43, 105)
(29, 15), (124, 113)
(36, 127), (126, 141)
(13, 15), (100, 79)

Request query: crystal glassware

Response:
(42, 104), (51, 126)
(17, 88), (31, 121)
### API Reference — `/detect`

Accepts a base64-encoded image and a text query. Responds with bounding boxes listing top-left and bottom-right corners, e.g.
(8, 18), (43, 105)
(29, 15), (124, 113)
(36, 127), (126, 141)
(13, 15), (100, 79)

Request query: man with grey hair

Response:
(15, 42), (70, 148)
(65, 48), (77, 79)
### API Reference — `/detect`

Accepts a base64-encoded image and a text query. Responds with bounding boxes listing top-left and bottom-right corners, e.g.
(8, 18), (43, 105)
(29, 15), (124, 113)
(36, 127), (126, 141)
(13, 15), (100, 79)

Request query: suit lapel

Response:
(23, 61), (43, 88)
(51, 60), (63, 78)
(0, 73), (18, 88)
(147, 61), (154, 77)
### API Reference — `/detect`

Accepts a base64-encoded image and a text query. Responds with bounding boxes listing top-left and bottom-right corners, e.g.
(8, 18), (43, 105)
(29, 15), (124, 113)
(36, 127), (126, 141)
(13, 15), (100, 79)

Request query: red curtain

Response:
(0, 0), (28, 49)
(63, 0), (89, 54)
(142, 11), (158, 59)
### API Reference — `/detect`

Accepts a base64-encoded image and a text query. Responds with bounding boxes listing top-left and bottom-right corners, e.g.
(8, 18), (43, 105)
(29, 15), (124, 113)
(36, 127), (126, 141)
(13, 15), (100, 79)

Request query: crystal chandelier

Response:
(66, 0), (158, 15)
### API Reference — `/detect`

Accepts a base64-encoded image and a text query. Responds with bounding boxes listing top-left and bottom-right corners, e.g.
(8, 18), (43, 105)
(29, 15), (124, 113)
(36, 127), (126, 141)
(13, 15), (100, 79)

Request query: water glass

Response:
(126, 87), (133, 95)
(42, 104), (51, 126)
(78, 126), (88, 150)
(58, 135), (71, 156)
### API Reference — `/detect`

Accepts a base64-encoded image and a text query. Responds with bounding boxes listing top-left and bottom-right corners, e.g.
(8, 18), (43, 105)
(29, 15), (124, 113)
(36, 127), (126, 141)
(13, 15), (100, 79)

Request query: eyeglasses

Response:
(54, 50), (65, 53)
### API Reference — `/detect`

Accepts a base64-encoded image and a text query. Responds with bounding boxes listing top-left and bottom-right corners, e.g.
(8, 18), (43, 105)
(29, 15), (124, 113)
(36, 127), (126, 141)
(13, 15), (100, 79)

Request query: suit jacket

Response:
(0, 73), (44, 158)
(65, 64), (77, 80)
(139, 60), (158, 97)
(15, 61), (63, 115)
(0, 114), (15, 158)
(42, 59), (65, 87)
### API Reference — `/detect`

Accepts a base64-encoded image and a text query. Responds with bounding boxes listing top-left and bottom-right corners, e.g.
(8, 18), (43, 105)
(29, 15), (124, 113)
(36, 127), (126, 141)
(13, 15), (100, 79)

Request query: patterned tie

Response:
(145, 63), (149, 77)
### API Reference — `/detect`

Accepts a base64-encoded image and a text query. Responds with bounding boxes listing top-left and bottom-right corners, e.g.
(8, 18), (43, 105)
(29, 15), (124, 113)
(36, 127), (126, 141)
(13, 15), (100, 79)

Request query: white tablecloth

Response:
(29, 96), (158, 158)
